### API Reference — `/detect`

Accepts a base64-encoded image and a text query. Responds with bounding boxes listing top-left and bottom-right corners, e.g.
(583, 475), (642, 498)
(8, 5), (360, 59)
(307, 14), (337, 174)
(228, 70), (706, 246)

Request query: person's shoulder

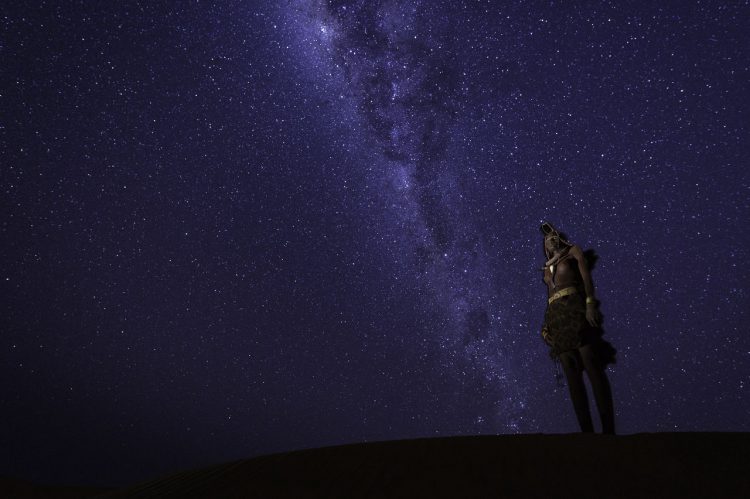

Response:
(568, 245), (584, 258)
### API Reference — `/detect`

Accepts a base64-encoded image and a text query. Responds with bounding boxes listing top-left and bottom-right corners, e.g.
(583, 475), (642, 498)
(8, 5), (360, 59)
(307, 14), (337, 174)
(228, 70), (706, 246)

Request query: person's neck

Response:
(546, 246), (569, 265)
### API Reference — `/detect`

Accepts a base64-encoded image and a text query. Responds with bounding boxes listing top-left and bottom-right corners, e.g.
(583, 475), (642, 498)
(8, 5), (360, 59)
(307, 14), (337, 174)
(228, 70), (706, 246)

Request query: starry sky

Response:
(2, 0), (749, 488)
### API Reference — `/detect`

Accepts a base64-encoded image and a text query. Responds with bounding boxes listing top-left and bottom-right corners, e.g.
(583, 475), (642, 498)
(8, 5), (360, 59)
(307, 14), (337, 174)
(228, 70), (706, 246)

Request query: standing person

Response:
(539, 221), (617, 434)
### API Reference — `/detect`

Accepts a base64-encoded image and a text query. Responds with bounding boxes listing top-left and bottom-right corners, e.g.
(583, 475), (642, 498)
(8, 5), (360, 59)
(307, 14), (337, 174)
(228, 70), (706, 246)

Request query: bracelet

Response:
(586, 296), (597, 305)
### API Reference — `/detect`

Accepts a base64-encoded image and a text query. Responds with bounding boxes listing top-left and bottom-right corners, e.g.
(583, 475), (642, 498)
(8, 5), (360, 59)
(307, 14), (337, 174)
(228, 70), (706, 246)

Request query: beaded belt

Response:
(548, 286), (579, 304)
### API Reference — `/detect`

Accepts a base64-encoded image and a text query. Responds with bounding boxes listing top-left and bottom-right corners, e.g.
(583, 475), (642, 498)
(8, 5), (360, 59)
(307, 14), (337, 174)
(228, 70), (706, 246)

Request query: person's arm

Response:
(541, 270), (552, 344)
(570, 245), (601, 326)
(541, 323), (553, 346)
(570, 245), (595, 301)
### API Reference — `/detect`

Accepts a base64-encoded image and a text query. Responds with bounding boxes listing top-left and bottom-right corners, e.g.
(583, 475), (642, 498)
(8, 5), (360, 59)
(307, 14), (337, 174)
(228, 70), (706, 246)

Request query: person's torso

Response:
(544, 254), (583, 296)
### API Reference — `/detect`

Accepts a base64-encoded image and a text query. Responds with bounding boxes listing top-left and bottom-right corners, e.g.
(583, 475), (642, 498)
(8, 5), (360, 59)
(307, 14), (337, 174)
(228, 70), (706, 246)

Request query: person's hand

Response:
(541, 325), (553, 346)
(586, 303), (601, 327)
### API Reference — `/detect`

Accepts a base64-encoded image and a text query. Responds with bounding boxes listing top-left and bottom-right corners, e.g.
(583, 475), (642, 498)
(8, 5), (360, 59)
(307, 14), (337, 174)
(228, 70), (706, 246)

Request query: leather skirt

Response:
(543, 291), (617, 367)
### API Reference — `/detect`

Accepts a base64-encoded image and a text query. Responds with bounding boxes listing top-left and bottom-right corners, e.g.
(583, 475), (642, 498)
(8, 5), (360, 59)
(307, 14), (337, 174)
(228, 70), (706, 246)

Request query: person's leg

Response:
(580, 343), (616, 434)
(559, 350), (594, 432)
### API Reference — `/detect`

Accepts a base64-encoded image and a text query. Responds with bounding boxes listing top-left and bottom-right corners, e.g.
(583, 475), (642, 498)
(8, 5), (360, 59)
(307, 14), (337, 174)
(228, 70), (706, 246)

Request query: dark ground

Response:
(2, 432), (748, 498)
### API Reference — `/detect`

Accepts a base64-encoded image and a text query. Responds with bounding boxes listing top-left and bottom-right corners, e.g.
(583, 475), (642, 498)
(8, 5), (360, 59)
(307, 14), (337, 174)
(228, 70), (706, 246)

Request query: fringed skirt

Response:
(544, 291), (617, 368)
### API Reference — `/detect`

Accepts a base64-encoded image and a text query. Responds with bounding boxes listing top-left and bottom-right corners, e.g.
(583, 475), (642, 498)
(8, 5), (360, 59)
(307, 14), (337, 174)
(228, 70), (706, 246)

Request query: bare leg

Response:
(580, 343), (616, 434)
(559, 350), (594, 432)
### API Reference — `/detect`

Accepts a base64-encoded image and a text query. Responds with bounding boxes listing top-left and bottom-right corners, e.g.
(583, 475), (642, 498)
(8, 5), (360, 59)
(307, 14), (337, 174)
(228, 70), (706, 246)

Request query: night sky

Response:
(2, 0), (749, 488)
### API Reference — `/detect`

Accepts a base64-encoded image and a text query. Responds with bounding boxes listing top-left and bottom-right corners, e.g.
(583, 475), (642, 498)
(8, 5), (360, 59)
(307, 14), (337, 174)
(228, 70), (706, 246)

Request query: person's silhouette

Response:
(539, 221), (617, 434)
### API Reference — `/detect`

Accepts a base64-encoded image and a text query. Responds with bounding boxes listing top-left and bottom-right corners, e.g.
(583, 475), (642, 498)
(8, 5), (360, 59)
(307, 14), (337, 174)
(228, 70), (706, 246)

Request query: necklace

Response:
(546, 249), (569, 289)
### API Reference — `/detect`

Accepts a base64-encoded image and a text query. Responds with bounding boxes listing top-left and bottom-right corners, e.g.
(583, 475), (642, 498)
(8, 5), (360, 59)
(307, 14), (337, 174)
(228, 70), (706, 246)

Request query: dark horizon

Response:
(2, 0), (748, 489)
(4, 432), (750, 495)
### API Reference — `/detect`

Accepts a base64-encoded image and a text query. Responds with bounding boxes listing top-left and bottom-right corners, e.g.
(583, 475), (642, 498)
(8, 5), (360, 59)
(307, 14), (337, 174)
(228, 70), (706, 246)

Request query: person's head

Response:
(540, 221), (572, 260)
(544, 232), (562, 255)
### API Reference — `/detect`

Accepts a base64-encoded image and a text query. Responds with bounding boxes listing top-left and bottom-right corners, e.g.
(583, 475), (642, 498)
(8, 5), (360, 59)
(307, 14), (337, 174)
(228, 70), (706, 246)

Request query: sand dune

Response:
(3, 432), (748, 498)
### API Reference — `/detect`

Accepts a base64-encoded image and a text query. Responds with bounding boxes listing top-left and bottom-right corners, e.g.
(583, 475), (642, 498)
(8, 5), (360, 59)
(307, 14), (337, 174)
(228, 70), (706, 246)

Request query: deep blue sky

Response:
(2, 0), (748, 488)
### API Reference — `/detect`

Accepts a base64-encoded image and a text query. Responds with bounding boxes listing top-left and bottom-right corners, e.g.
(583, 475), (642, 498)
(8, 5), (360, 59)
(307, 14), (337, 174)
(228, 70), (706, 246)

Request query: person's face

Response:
(545, 234), (561, 254)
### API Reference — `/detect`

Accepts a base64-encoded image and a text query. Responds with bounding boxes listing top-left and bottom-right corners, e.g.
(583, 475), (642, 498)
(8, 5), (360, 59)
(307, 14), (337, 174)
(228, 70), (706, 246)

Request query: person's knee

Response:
(560, 351), (582, 373)
(580, 344), (602, 372)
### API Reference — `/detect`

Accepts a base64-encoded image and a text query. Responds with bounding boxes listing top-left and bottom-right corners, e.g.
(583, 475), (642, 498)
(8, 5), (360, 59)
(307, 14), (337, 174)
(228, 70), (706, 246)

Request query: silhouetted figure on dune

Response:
(539, 221), (617, 434)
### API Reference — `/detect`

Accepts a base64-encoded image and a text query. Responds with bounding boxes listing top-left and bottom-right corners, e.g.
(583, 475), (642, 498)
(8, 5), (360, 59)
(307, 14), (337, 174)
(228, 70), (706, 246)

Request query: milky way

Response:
(287, 0), (528, 429)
